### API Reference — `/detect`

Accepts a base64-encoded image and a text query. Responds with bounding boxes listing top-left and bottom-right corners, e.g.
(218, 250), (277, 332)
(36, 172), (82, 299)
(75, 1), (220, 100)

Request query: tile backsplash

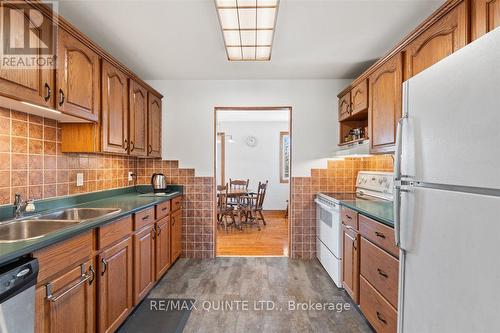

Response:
(0, 108), (136, 206)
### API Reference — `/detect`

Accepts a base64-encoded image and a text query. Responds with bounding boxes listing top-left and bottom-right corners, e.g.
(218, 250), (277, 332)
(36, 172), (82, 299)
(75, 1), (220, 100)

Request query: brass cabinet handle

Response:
(376, 311), (387, 324)
(58, 89), (65, 106)
(130, 141), (135, 152)
(142, 215), (150, 221)
(157, 224), (161, 236)
(377, 268), (388, 278)
(148, 144), (153, 154)
(345, 214), (352, 220)
(151, 225), (156, 239)
(101, 258), (107, 276)
(124, 139), (129, 152)
(375, 231), (386, 239)
(44, 83), (51, 101)
(172, 217), (175, 226)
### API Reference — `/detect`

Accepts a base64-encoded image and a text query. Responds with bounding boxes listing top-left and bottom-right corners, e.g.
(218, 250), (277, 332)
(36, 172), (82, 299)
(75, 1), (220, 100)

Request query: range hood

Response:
(333, 139), (371, 157)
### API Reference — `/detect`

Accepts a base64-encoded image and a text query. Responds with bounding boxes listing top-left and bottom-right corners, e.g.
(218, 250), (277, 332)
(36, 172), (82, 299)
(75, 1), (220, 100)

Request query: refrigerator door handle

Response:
(394, 115), (407, 249)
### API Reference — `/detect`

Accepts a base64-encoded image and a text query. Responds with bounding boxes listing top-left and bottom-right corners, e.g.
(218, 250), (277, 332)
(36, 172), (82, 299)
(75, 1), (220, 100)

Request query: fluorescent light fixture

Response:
(215, 0), (280, 61)
(21, 101), (62, 114)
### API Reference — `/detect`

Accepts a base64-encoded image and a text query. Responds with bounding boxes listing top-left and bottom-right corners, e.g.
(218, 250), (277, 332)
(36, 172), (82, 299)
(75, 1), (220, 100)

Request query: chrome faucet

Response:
(14, 193), (35, 219)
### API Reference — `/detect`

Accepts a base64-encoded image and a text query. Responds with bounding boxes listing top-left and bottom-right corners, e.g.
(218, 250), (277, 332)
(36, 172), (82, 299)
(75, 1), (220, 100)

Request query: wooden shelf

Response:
(338, 138), (368, 147)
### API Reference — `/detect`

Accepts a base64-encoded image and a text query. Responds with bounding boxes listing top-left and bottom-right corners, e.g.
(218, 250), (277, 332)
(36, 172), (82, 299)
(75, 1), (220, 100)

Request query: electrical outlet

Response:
(128, 171), (134, 181)
(76, 173), (84, 187)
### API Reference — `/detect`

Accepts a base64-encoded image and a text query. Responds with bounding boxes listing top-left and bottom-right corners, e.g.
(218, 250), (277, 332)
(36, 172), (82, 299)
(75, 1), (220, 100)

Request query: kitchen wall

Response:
(218, 120), (289, 210)
(0, 107), (136, 206)
(147, 79), (351, 177)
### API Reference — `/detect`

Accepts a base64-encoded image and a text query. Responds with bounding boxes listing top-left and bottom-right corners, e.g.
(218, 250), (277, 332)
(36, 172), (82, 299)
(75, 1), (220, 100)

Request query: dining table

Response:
(218, 188), (255, 229)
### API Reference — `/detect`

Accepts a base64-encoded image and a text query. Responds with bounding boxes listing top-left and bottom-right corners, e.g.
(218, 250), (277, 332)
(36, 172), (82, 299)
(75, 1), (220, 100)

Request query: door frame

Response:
(213, 106), (293, 257)
(216, 132), (226, 186)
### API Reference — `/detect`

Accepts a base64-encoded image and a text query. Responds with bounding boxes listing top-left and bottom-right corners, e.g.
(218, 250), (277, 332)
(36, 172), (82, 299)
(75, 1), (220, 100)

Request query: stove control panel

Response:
(356, 171), (394, 200)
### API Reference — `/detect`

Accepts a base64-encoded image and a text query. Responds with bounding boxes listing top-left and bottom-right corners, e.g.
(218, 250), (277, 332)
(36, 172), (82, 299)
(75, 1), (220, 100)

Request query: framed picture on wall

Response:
(280, 131), (290, 183)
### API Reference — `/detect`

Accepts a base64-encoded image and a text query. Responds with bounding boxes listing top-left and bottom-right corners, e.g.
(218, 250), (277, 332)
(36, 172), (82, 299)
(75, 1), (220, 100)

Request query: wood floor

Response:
(216, 211), (289, 256)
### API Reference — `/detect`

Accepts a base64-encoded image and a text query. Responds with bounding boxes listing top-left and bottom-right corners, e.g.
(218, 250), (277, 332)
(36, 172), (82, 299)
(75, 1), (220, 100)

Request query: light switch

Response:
(76, 173), (84, 187)
(128, 171), (134, 181)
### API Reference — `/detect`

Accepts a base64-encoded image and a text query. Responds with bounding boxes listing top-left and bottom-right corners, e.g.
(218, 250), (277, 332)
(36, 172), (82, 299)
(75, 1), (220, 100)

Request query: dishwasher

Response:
(0, 257), (39, 333)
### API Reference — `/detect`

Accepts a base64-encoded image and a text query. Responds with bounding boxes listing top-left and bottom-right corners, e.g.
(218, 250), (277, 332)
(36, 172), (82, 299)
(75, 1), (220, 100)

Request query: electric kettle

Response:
(151, 173), (167, 192)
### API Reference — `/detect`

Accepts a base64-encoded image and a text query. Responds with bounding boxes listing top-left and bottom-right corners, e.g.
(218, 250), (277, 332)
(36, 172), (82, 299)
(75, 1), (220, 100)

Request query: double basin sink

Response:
(0, 208), (121, 243)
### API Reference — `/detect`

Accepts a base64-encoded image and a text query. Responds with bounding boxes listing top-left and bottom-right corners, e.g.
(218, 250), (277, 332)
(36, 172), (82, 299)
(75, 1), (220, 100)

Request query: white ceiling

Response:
(56, 0), (445, 80)
(218, 110), (289, 122)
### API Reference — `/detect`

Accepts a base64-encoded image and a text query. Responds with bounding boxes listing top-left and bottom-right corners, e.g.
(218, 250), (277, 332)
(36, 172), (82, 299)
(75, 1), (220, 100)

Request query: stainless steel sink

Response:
(0, 208), (121, 243)
(0, 220), (79, 243)
(35, 208), (121, 222)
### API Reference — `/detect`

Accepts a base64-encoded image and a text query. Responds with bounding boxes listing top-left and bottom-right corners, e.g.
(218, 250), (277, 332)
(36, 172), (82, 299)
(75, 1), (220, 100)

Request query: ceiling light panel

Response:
(215, 0), (279, 61)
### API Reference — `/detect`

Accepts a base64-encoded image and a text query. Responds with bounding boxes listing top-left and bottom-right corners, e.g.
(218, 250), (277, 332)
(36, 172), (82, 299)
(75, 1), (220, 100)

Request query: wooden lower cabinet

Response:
(133, 224), (156, 305)
(342, 225), (359, 303)
(170, 209), (183, 263)
(360, 276), (397, 333)
(35, 259), (95, 333)
(155, 216), (171, 280)
(98, 237), (133, 333)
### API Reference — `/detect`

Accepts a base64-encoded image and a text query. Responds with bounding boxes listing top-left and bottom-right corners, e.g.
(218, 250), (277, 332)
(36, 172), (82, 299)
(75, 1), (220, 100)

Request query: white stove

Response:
(315, 171), (393, 287)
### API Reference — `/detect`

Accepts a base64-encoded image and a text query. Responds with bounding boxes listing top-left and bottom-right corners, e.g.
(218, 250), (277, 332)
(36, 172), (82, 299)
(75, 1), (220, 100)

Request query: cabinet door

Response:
(350, 79), (368, 116)
(171, 209), (183, 263)
(0, 1), (55, 108)
(342, 226), (359, 304)
(155, 216), (171, 280)
(129, 80), (148, 157)
(338, 91), (351, 121)
(98, 237), (133, 333)
(35, 260), (95, 333)
(57, 29), (99, 121)
(404, 1), (467, 80)
(133, 225), (156, 305)
(472, 0), (500, 40)
(101, 61), (129, 154)
(368, 53), (403, 154)
(147, 92), (162, 157)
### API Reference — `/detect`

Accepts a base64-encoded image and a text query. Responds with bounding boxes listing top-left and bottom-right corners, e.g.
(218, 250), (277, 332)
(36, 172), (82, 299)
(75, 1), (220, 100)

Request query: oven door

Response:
(315, 199), (341, 258)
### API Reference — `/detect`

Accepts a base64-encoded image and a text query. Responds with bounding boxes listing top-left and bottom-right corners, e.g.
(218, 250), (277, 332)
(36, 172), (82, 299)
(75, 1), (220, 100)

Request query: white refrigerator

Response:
(394, 28), (500, 333)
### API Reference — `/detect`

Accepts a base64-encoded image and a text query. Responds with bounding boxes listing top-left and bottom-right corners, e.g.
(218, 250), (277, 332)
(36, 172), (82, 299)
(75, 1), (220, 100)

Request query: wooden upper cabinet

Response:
(57, 29), (99, 122)
(102, 61), (129, 154)
(368, 53), (403, 154)
(338, 91), (351, 121)
(404, 1), (468, 80)
(147, 92), (162, 158)
(129, 80), (148, 157)
(0, 1), (54, 108)
(472, 0), (500, 40)
(350, 79), (368, 116)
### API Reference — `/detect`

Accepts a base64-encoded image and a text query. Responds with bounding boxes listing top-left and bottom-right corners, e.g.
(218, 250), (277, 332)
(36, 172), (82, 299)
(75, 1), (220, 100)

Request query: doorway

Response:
(214, 107), (292, 257)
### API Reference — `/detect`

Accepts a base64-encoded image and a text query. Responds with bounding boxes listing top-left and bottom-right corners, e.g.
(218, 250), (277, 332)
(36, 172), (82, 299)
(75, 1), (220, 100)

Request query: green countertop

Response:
(0, 187), (182, 266)
(340, 198), (394, 227)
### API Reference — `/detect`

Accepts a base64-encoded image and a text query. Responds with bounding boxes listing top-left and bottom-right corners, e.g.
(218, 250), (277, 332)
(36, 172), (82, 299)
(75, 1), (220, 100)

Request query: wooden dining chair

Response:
(240, 181), (268, 231)
(228, 178), (249, 208)
(217, 184), (235, 232)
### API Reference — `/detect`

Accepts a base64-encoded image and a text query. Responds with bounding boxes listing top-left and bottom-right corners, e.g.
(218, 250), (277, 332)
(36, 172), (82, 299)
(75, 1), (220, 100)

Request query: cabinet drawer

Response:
(359, 214), (399, 257)
(171, 196), (182, 212)
(360, 276), (397, 333)
(360, 237), (399, 308)
(134, 207), (155, 230)
(98, 215), (133, 249)
(156, 201), (170, 220)
(34, 231), (93, 284)
(341, 206), (358, 230)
